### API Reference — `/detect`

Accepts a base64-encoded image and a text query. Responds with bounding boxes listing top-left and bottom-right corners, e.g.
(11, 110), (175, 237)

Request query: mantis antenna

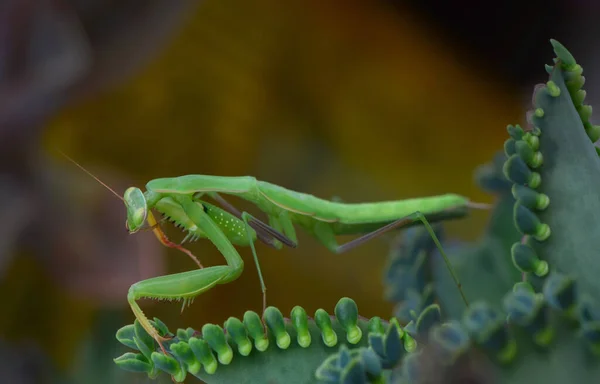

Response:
(57, 150), (125, 202)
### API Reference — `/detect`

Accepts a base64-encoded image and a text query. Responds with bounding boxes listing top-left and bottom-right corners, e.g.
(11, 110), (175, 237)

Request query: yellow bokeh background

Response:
(2, 0), (527, 375)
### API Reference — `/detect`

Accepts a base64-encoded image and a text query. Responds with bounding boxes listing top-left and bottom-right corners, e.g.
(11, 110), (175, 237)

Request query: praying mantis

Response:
(62, 153), (488, 355)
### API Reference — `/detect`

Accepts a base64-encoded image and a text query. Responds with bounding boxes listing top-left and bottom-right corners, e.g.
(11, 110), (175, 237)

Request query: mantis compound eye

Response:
(123, 187), (148, 233)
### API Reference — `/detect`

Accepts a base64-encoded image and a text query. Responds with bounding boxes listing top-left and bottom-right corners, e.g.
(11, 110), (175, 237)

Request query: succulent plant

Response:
(113, 39), (600, 383)
(113, 297), (418, 383)
(387, 39), (600, 384)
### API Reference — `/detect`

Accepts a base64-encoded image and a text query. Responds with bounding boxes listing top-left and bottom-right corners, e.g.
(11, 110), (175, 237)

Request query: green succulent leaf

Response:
(115, 298), (402, 383)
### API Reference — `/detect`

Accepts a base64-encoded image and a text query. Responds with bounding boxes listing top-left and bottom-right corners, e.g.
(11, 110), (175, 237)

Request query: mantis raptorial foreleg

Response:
(145, 210), (204, 268)
(136, 216), (168, 230)
(128, 195), (244, 354)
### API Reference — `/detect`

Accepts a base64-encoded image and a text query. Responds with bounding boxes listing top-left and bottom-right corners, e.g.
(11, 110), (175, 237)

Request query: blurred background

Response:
(0, 0), (597, 383)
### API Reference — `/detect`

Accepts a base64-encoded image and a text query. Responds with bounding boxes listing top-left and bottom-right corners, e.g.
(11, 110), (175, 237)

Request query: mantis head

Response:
(124, 187), (148, 233)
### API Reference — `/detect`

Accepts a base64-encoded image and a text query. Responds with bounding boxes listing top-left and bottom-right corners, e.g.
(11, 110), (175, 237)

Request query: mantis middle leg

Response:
(205, 193), (297, 316)
(127, 195), (244, 354)
(240, 211), (267, 313)
(225, 209), (296, 316)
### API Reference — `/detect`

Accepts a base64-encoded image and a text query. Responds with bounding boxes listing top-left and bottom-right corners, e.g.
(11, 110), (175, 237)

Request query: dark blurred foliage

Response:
(0, 0), (596, 382)
(389, 0), (575, 85)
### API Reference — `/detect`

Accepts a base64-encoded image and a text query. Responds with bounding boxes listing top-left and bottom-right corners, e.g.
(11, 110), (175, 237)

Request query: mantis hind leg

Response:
(314, 212), (468, 307)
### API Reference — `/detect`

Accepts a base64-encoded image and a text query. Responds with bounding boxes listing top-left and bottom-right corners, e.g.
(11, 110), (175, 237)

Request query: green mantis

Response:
(62, 153), (487, 355)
